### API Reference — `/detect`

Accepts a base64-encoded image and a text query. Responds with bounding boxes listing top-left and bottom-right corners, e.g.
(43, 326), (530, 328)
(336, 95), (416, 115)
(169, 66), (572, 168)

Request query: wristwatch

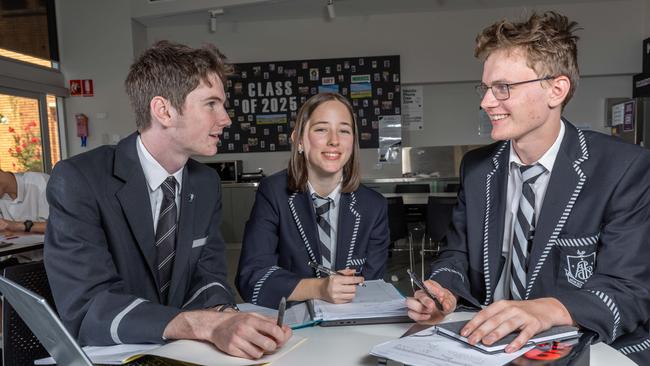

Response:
(216, 303), (240, 312)
(24, 219), (33, 232)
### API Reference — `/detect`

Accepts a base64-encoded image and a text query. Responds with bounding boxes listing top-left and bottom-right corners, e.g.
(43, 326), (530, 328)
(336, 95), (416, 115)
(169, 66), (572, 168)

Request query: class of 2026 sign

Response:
(219, 55), (401, 154)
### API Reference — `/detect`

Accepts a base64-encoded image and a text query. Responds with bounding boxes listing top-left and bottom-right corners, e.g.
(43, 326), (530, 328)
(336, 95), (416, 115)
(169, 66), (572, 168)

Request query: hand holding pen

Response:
(405, 270), (458, 323)
(308, 261), (365, 303)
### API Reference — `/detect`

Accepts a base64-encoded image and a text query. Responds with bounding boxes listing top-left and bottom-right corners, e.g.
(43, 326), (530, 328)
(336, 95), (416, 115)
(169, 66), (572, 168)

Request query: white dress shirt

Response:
(493, 121), (565, 301)
(136, 135), (183, 233)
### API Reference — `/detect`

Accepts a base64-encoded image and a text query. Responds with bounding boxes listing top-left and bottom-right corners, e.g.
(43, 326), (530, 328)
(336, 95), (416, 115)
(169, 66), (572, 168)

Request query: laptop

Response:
(0, 274), (93, 366)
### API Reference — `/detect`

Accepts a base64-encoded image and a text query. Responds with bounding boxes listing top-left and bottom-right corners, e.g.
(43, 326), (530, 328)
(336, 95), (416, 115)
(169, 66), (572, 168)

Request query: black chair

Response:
(2, 261), (54, 366)
(386, 197), (415, 282)
(394, 184), (430, 193)
(419, 196), (458, 278)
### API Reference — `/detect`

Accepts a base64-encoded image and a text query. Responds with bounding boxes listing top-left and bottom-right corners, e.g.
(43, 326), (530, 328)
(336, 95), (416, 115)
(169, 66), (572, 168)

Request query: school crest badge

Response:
(565, 250), (596, 288)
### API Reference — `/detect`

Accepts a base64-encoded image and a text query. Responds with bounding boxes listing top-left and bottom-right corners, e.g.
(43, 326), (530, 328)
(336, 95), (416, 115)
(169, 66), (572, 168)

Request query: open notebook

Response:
(0, 274), (303, 366)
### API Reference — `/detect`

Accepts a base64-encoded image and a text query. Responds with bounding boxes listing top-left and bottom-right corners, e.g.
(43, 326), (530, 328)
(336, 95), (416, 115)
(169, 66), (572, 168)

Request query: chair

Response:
(394, 184), (430, 193)
(385, 197), (413, 282)
(419, 196), (458, 278)
(2, 261), (54, 366)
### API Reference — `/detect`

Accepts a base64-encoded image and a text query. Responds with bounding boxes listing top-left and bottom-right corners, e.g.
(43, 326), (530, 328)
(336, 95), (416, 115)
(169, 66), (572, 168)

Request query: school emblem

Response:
(565, 250), (596, 288)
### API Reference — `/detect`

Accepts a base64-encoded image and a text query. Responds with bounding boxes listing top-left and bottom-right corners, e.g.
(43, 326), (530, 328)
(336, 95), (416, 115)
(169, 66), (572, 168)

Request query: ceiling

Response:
(138, 0), (626, 27)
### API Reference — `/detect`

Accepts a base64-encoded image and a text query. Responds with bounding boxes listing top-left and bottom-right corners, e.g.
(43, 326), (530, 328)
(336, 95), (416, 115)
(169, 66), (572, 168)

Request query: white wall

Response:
(55, 0), (648, 177)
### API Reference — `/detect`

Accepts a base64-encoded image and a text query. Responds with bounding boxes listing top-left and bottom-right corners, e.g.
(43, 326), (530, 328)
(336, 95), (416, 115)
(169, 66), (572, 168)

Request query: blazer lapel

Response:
(334, 193), (360, 271)
(168, 166), (195, 306)
(288, 191), (322, 274)
(481, 142), (509, 305)
(525, 121), (589, 298)
(114, 134), (159, 296)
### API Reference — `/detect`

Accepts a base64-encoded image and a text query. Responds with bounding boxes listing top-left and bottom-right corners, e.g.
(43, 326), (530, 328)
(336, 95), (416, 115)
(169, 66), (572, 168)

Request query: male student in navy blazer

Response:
(406, 12), (650, 364)
(44, 41), (290, 360)
(236, 93), (390, 309)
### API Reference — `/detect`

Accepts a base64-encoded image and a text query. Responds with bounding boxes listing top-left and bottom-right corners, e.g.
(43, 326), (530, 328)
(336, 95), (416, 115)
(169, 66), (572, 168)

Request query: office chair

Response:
(2, 261), (53, 366)
(385, 197), (413, 282)
(420, 196), (458, 278)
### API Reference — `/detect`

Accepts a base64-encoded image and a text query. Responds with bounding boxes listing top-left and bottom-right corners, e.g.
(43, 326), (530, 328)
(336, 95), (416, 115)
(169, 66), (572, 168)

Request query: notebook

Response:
(436, 319), (580, 354)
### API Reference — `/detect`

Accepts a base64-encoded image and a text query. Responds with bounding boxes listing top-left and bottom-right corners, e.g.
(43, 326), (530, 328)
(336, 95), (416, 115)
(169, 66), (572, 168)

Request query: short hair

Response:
(287, 93), (361, 193)
(125, 40), (233, 130)
(475, 11), (581, 107)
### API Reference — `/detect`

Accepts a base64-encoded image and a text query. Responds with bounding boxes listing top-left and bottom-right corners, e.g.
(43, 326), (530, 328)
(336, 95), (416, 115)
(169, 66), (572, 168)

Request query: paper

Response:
(0, 234), (45, 246)
(370, 327), (532, 366)
(402, 86), (424, 131)
(313, 280), (407, 320)
(36, 335), (305, 365)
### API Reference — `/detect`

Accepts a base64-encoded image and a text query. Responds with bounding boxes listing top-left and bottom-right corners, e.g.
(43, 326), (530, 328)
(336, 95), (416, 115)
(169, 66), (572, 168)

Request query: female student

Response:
(236, 92), (390, 309)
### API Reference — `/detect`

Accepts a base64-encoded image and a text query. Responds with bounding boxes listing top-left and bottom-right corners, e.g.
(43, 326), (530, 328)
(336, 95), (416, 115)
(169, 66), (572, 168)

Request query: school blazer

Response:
(430, 120), (650, 363)
(44, 132), (234, 346)
(236, 170), (390, 309)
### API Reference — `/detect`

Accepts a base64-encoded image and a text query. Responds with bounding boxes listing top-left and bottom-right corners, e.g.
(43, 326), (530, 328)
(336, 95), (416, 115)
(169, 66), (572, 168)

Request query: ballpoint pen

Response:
(406, 269), (444, 312)
(277, 296), (286, 327)
(307, 261), (366, 287)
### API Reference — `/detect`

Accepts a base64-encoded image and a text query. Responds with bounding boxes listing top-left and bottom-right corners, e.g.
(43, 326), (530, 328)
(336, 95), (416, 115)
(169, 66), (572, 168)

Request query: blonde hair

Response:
(287, 93), (361, 193)
(475, 11), (581, 108)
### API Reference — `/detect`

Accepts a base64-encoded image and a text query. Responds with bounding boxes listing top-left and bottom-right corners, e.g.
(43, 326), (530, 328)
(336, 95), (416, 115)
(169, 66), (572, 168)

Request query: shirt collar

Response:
(136, 135), (183, 192)
(2, 173), (24, 203)
(508, 120), (565, 173)
(307, 181), (342, 207)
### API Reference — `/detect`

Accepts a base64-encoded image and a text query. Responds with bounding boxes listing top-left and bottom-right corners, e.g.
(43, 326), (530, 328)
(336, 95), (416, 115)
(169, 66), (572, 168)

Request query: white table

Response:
(279, 312), (635, 365)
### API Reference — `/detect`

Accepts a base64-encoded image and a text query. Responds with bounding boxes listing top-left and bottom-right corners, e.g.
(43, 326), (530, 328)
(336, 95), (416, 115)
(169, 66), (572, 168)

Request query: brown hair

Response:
(125, 40), (233, 130)
(475, 11), (581, 107)
(287, 93), (361, 193)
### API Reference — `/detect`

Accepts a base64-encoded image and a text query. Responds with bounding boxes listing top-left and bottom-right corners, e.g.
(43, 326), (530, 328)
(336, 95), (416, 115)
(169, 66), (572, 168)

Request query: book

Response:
(35, 336), (306, 365)
(436, 320), (580, 354)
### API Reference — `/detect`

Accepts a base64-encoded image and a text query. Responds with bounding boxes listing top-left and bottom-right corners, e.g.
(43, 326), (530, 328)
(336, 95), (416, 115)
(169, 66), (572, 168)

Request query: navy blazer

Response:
(430, 120), (650, 364)
(44, 133), (235, 346)
(236, 170), (390, 308)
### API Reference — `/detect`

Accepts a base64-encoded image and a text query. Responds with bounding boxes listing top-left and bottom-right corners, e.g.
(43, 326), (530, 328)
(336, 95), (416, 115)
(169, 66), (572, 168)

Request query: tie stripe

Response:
(510, 164), (545, 300)
(156, 176), (177, 303)
(312, 193), (333, 269)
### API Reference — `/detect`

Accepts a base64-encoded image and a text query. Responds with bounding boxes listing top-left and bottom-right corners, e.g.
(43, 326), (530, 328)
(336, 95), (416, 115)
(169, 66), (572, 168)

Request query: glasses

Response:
(475, 76), (556, 101)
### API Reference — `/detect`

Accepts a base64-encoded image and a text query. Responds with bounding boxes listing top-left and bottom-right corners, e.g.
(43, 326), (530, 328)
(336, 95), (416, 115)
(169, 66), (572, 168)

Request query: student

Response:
(0, 169), (49, 234)
(44, 41), (291, 360)
(406, 11), (650, 364)
(236, 92), (390, 309)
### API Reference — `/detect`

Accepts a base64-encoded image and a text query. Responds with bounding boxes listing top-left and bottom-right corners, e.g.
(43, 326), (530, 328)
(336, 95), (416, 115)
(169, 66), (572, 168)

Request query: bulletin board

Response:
(219, 55), (401, 153)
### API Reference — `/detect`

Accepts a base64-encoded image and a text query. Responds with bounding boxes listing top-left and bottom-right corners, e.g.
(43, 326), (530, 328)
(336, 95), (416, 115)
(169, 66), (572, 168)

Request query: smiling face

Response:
(169, 73), (231, 157)
(480, 48), (560, 145)
(300, 100), (355, 182)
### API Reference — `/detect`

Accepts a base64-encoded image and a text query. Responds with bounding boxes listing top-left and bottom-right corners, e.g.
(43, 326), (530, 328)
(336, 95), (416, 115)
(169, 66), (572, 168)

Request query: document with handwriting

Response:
(370, 327), (532, 366)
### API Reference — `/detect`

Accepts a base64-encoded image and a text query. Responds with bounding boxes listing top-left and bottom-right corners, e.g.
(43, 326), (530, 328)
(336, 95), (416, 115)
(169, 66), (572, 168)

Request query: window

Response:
(0, 88), (61, 172)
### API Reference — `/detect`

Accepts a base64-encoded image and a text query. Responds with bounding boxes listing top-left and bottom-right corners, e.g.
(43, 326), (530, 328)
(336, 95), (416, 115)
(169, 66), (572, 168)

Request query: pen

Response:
(406, 269), (444, 312)
(2, 236), (18, 240)
(307, 261), (366, 287)
(277, 296), (286, 327)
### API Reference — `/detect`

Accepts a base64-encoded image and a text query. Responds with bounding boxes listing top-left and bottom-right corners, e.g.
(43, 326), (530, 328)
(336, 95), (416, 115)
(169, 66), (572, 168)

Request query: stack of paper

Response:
(238, 302), (317, 329)
(312, 279), (408, 321)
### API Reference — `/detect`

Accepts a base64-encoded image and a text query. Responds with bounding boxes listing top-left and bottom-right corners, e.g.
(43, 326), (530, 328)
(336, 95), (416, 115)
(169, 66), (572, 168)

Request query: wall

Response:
(55, 0), (648, 177)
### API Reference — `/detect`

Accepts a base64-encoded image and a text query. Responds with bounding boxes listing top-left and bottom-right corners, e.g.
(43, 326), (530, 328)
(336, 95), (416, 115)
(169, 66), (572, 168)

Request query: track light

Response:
(209, 8), (224, 33)
(327, 0), (335, 19)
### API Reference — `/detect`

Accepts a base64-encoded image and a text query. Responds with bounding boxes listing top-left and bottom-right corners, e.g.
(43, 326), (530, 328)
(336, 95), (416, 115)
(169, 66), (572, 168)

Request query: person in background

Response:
(406, 11), (650, 364)
(0, 169), (49, 234)
(236, 92), (390, 309)
(44, 41), (291, 360)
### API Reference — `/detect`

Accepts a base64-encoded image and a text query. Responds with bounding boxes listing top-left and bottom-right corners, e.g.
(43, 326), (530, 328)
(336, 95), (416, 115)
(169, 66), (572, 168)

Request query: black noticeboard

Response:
(219, 55), (401, 154)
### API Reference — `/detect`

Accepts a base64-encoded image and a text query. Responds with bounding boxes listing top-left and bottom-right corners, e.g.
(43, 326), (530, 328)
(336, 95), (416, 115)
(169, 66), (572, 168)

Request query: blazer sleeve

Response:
(428, 157), (482, 308)
(44, 161), (181, 345)
(555, 150), (650, 344)
(236, 181), (303, 308)
(359, 195), (390, 280)
(182, 180), (236, 310)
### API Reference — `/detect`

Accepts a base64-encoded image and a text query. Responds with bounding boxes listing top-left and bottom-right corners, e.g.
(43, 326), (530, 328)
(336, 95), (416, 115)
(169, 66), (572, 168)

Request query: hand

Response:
(164, 310), (292, 359)
(320, 268), (364, 303)
(0, 218), (8, 231)
(460, 298), (574, 353)
(405, 280), (457, 324)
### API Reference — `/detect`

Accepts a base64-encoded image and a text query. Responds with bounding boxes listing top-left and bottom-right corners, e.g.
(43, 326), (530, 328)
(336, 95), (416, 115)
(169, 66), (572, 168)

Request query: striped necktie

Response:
(312, 193), (333, 269)
(155, 176), (177, 303)
(510, 163), (545, 300)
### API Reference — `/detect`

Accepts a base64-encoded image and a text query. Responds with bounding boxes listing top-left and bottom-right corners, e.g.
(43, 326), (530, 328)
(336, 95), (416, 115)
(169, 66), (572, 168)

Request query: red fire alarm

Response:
(70, 79), (94, 97)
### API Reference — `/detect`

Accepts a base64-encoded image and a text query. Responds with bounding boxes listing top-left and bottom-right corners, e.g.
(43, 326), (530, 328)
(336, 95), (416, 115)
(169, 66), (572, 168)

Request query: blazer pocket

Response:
(346, 257), (366, 271)
(555, 232), (599, 289)
(192, 236), (208, 248)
